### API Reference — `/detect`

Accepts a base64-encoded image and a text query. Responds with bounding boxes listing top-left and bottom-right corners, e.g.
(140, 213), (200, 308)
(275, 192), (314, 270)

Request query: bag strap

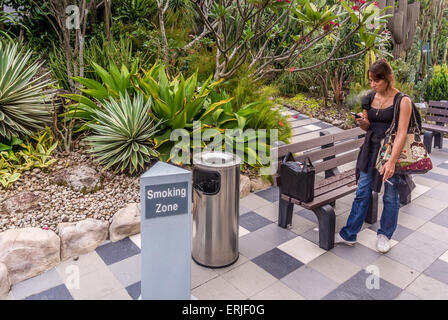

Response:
(303, 157), (313, 172)
(283, 152), (295, 163)
(386, 92), (420, 136)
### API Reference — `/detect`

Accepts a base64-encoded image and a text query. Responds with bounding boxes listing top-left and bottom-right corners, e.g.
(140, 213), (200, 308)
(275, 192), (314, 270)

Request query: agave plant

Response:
(61, 60), (157, 133)
(0, 41), (53, 139)
(84, 92), (161, 174)
(132, 66), (231, 160)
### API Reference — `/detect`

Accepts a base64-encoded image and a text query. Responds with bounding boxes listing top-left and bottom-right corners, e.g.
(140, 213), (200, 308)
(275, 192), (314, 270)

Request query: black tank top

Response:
(366, 92), (400, 146)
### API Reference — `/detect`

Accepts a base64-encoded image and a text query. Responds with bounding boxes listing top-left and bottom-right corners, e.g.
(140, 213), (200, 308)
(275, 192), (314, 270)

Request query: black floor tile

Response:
(255, 187), (279, 203)
(96, 238), (141, 266)
(24, 284), (73, 300)
(252, 248), (303, 279)
(239, 211), (273, 232)
(323, 271), (402, 300)
(126, 281), (141, 300)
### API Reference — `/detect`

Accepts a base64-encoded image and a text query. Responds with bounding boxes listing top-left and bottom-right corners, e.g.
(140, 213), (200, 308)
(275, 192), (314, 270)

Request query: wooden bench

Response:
(422, 100), (448, 153)
(272, 127), (378, 250)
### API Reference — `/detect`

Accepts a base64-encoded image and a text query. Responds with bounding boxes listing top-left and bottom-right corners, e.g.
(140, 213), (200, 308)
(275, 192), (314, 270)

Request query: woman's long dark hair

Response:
(368, 59), (396, 91)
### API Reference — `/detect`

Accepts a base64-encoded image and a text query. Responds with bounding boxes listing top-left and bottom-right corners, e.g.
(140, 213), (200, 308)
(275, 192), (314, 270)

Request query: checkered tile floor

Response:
(3, 110), (448, 300)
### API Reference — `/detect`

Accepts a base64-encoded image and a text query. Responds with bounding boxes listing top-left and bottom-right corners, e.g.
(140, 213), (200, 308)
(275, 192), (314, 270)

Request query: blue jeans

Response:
(339, 162), (400, 242)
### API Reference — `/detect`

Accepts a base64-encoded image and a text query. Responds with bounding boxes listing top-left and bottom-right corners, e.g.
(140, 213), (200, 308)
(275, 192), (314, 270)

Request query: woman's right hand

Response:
(355, 113), (370, 131)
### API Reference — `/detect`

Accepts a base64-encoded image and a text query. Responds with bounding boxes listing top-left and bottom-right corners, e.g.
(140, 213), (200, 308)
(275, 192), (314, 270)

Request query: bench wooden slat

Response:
(422, 123), (448, 133)
(272, 139), (363, 175)
(314, 168), (356, 189)
(296, 138), (364, 163)
(314, 173), (356, 197)
(425, 115), (448, 124)
(428, 101), (448, 108)
(282, 183), (358, 210)
(426, 107), (448, 117)
(274, 127), (365, 158)
(313, 150), (359, 173)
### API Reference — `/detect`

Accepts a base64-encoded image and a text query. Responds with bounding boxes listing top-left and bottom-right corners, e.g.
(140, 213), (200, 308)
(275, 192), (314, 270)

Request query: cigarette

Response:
(385, 179), (394, 186)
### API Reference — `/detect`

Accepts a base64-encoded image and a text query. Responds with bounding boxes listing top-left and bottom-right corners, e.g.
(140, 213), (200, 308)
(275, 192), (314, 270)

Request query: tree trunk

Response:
(105, 0), (111, 41)
(158, 0), (170, 66)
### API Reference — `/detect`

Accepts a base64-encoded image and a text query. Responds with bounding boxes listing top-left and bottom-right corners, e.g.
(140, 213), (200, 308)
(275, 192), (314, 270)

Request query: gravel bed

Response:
(0, 145), (140, 234)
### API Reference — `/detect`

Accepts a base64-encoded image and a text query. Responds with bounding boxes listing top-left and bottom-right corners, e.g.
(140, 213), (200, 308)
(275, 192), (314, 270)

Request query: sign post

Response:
(140, 161), (192, 300)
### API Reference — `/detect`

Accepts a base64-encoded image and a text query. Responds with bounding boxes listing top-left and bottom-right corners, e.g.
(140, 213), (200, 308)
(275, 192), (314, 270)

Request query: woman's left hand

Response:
(380, 160), (395, 182)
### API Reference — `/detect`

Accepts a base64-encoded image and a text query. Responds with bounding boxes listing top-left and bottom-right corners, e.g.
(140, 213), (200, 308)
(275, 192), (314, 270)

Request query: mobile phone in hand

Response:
(351, 112), (362, 119)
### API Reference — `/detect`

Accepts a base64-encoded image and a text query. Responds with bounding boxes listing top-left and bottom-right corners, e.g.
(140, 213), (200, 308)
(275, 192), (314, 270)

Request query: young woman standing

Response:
(335, 59), (413, 253)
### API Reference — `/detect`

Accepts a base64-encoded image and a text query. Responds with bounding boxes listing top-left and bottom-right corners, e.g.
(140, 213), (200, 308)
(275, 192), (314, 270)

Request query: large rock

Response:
(109, 203), (140, 242)
(250, 177), (272, 192)
(0, 228), (60, 285)
(240, 175), (251, 198)
(58, 218), (109, 261)
(52, 165), (102, 193)
(1, 191), (41, 215)
(0, 262), (10, 298)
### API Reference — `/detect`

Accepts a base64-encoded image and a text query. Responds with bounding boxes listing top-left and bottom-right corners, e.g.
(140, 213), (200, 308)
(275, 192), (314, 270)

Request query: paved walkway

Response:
(3, 110), (448, 300)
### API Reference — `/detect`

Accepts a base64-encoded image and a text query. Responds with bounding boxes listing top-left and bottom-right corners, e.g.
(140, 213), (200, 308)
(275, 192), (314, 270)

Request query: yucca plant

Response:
(84, 92), (161, 174)
(0, 41), (53, 140)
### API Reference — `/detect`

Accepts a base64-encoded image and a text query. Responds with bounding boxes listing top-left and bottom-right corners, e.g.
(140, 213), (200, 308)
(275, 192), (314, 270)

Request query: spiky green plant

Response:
(0, 41), (53, 140)
(84, 92), (161, 174)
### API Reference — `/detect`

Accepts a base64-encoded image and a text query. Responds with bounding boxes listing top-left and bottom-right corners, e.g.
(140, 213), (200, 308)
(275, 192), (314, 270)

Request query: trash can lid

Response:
(193, 152), (241, 168)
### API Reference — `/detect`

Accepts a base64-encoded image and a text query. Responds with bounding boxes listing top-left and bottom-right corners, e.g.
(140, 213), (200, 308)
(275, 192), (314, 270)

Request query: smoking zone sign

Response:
(145, 182), (189, 219)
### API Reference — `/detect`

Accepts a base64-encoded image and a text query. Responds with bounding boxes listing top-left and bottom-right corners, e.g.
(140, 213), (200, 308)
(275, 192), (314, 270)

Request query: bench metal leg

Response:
(278, 194), (294, 228)
(365, 192), (378, 224)
(313, 205), (336, 250)
(434, 132), (443, 149)
(424, 131), (433, 153)
(399, 192), (412, 207)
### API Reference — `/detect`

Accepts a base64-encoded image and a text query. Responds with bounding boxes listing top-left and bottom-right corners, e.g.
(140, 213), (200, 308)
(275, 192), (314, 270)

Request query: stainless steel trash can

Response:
(192, 152), (241, 268)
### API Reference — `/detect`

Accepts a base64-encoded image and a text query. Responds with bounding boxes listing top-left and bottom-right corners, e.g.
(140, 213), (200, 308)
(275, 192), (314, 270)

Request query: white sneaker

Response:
(377, 234), (391, 253)
(335, 233), (356, 246)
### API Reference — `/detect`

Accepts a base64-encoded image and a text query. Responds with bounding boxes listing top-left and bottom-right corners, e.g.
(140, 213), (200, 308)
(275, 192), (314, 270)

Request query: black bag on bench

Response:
(280, 152), (315, 202)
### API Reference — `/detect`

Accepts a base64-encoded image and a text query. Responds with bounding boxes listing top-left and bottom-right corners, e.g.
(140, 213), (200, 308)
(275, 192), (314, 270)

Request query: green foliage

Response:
(221, 68), (262, 110)
(47, 45), (71, 91)
(48, 35), (153, 91)
(245, 100), (291, 145)
(61, 61), (145, 133)
(132, 66), (227, 160)
(0, 9), (17, 41)
(113, 0), (157, 24)
(414, 68), (433, 102)
(84, 92), (161, 175)
(0, 127), (58, 189)
(0, 0), (57, 53)
(166, 0), (196, 31)
(425, 64), (448, 101)
(276, 93), (322, 116)
(0, 41), (53, 140)
(389, 58), (412, 84)
(177, 48), (216, 82)
(273, 45), (328, 96)
(84, 34), (153, 82)
(395, 81), (416, 101)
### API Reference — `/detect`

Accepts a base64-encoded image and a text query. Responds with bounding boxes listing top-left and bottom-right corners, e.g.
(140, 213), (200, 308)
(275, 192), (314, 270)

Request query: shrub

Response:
(389, 58), (412, 84)
(0, 127), (58, 189)
(425, 64), (448, 101)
